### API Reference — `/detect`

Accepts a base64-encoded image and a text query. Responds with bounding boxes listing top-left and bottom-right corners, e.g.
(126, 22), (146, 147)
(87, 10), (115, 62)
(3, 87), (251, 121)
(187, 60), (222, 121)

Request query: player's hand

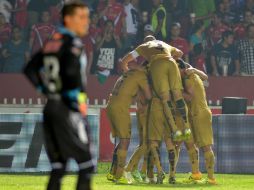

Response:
(79, 103), (88, 117)
(185, 68), (195, 75)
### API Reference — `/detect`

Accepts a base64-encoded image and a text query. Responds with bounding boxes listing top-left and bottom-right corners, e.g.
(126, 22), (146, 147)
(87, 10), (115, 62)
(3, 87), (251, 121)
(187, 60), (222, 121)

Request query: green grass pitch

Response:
(1, 163), (254, 190)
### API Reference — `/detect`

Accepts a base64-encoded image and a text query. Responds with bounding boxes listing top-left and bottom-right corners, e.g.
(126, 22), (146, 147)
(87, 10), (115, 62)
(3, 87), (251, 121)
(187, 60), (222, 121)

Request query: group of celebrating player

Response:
(105, 35), (217, 185)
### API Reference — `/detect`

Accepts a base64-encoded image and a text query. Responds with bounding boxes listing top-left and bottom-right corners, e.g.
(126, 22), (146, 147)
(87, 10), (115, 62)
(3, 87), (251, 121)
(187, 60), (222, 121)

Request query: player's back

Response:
(185, 73), (209, 114)
(135, 40), (176, 63)
(108, 69), (148, 109)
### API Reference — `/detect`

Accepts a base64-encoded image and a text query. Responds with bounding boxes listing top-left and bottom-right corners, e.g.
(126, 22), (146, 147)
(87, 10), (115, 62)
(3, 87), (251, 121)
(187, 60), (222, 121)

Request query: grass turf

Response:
(1, 163), (254, 190)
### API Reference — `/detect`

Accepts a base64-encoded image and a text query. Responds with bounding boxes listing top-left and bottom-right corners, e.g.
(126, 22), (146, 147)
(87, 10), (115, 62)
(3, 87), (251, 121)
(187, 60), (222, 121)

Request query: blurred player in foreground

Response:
(24, 2), (94, 190)
(178, 60), (217, 185)
(106, 59), (151, 184)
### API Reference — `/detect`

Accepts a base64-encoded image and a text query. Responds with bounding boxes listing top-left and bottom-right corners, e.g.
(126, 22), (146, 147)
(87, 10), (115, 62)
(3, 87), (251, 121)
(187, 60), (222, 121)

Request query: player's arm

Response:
(24, 51), (44, 92)
(139, 75), (152, 103)
(171, 47), (183, 60)
(121, 50), (139, 72)
(61, 40), (88, 116)
(186, 67), (208, 81)
(183, 80), (194, 102)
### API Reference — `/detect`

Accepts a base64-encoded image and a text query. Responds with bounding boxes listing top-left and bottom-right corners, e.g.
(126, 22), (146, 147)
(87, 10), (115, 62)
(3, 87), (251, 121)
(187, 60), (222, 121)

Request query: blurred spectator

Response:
(48, 0), (62, 25)
(144, 24), (155, 37)
(1, 26), (29, 73)
(220, 0), (238, 25)
(189, 20), (207, 52)
(0, 13), (12, 48)
(237, 24), (254, 75)
(27, 0), (51, 29)
(233, 10), (253, 39)
(207, 13), (230, 47)
(12, 0), (28, 29)
(93, 20), (122, 83)
(151, 0), (167, 41)
(181, 12), (196, 38)
(190, 0), (215, 26)
(136, 10), (150, 43)
(89, 12), (102, 45)
(192, 43), (207, 72)
(164, 0), (189, 22)
(97, 0), (127, 37)
(29, 10), (56, 55)
(169, 22), (190, 62)
(0, 0), (12, 23)
(210, 31), (239, 76)
(244, 0), (254, 13)
(123, 0), (139, 51)
(82, 36), (94, 75)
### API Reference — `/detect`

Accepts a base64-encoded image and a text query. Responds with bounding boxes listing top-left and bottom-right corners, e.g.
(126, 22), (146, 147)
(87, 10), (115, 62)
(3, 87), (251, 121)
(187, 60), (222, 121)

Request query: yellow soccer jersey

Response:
(135, 40), (177, 62)
(184, 73), (209, 114)
(109, 69), (149, 108)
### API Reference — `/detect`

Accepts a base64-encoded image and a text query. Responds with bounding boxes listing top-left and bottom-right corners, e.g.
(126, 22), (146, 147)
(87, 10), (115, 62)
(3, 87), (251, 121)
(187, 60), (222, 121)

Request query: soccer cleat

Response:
(156, 171), (165, 184)
(106, 173), (115, 181)
(173, 130), (183, 142)
(115, 176), (132, 184)
(148, 177), (156, 184)
(124, 171), (134, 184)
(168, 176), (176, 184)
(206, 178), (217, 185)
(182, 128), (192, 140)
(131, 170), (143, 182)
(183, 172), (202, 184)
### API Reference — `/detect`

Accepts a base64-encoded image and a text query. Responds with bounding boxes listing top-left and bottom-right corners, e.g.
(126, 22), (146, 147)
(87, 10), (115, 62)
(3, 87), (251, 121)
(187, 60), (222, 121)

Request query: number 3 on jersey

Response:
(42, 56), (62, 93)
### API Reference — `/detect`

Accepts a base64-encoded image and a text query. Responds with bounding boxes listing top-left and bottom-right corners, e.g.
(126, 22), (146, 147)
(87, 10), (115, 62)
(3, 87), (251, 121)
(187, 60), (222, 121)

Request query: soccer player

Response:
(124, 89), (149, 183)
(106, 60), (151, 184)
(121, 36), (193, 183)
(178, 60), (217, 185)
(24, 2), (94, 190)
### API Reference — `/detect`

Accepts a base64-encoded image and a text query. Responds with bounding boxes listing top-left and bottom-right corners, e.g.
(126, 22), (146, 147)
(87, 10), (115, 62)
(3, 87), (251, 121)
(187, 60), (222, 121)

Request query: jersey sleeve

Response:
(135, 43), (149, 60)
(24, 51), (44, 91)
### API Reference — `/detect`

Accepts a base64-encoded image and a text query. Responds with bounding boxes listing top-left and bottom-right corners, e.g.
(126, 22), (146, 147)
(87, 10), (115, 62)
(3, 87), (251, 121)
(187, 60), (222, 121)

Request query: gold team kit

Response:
(184, 73), (213, 148)
(106, 69), (150, 139)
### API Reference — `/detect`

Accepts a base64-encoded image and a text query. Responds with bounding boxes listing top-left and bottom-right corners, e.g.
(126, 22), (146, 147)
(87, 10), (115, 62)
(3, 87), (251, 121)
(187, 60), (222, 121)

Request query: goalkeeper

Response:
(24, 2), (94, 190)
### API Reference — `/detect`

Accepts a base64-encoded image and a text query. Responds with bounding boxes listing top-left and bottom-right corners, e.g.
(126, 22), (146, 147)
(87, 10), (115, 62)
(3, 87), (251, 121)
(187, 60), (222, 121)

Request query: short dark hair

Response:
(222, 30), (234, 40)
(61, 1), (88, 21)
(143, 35), (156, 42)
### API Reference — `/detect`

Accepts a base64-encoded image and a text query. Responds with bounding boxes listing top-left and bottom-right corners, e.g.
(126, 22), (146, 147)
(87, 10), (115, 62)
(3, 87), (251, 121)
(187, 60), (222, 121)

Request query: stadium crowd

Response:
(1, 0), (254, 79)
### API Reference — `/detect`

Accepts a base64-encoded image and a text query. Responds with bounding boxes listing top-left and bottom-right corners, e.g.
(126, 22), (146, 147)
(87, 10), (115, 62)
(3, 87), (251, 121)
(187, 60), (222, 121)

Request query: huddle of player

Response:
(105, 35), (217, 185)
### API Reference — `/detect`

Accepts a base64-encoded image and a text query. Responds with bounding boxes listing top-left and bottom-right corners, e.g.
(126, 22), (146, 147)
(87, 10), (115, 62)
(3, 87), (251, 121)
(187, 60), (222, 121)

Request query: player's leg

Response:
(193, 110), (216, 184)
(43, 102), (67, 190)
(184, 141), (201, 182)
(164, 136), (178, 184)
(149, 61), (181, 141)
(107, 143), (119, 181)
(149, 140), (165, 184)
(168, 60), (191, 139)
(202, 145), (216, 184)
(76, 158), (94, 190)
(115, 138), (131, 183)
(125, 112), (146, 176)
(147, 149), (155, 183)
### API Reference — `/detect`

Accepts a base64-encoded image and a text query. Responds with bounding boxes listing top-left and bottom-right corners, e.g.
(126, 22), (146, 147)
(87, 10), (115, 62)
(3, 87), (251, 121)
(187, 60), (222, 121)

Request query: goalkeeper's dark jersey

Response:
(24, 26), (87, 112)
